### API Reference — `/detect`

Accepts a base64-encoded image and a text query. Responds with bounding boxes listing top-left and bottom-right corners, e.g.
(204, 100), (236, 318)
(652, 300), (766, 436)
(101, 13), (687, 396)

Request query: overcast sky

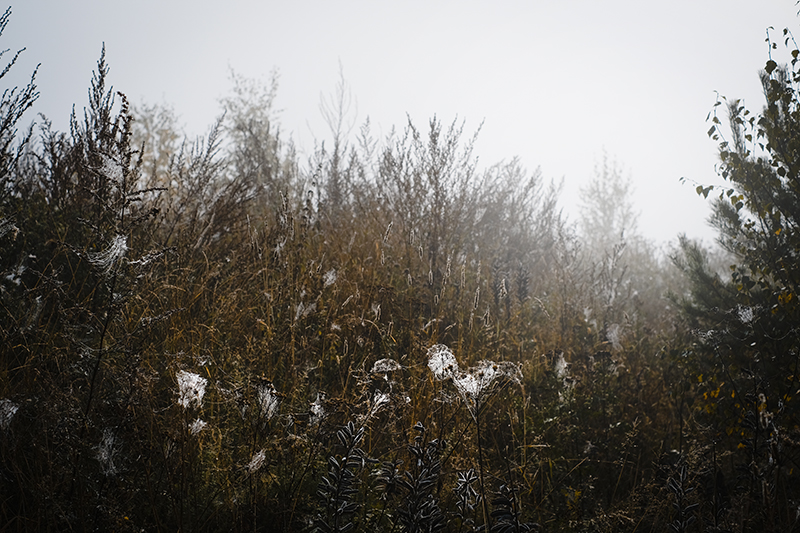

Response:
(4, 0), (800, 246)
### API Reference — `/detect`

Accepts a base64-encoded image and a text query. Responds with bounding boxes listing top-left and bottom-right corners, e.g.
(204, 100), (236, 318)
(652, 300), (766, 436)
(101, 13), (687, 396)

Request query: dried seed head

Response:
(310, 393), (325, 425)
(427, 344), (459, 381)
(255, 380), (281, 420)
(452, 360), (522, 419)
(371, 358), (402, 374)
(383, 221), (393, 243)
(324, 269), (337, 287)
(189, 418), (207, 435)
(555, 353), (569, 380)
(177, 370), (207, 409)
(246, 449), (266, 473)
(737, 305), (755, 324)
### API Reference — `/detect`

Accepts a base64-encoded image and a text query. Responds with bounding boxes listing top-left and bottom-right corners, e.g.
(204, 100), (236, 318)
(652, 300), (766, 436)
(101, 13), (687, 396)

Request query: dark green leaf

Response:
(766, 59), (778, 74)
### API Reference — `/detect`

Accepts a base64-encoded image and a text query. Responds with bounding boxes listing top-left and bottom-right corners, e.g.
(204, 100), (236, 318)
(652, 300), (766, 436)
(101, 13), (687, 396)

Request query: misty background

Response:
(4, 0), (800, 243)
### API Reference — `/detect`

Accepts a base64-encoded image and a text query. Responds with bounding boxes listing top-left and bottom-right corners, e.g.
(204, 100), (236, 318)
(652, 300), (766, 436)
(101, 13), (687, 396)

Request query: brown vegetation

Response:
(0, 10), (798, 532)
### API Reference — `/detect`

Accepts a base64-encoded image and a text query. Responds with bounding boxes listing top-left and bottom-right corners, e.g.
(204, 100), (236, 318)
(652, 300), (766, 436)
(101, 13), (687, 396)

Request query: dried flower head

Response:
(555, 353), (569, 380)
(255, 380), (281, 420)
(427, 344), (459, 381)
(371, 358), (402, 374)
(246, 449), (266, 473)
(310, 393), (326, 425)
(324, 268), (337, 287)
(451, 360), (517, 418)
(365, 390), (392, 421)
(738, 305), (756, 324)
(428, 346), (521, 420)
(189, 418), (207, 436)
(177, 370), (207, 409)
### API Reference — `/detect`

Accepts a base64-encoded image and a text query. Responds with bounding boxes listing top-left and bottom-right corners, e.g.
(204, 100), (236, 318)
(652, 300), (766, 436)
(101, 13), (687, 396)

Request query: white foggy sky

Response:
(4, 0), (800, 245)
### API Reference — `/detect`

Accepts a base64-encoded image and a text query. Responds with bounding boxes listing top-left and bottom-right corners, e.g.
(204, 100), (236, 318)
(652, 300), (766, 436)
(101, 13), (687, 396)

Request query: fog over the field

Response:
(5, 0), (800, 244)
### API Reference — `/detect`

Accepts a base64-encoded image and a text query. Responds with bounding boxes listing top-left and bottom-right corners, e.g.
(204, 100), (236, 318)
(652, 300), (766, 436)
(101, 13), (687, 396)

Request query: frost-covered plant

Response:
(0, 399), (18, 430)
(310, 393), (326, 426)
(425, 344), (523, 528)
(667, 461), (698, 533)
(314, 422), (370, 533)
(373, 390), (391, 409)
(452, 360), (521, 420)
(364, 390), (391, 422)
(371, 358), (401, 375)
(427, 344), (521, 421)
(427, 344), (458, 381)
(0, 217), (18, 240)
(554, 352), (568, 380)
(490, 483), (539, 533)
(255, 379), (281, 421)
(95, 428), (120, 476)
(189, 418), (207, 436)
(554, 352), (575, 403)
(606, 323), (623, 351)
(453, 468), (480, 520)
(394, 422), (446, 533)
(177, 370), (207, 409)
(246, 449), (267, 474)
(89, 234), (128, 276)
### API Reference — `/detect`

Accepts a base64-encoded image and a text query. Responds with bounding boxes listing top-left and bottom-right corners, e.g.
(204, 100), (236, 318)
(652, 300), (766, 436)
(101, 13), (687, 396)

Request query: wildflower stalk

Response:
(84, 266), (119, 417)
(287, 438), (324, 530)
(427, 344), (522, 530)
(475, 406), (491, 530)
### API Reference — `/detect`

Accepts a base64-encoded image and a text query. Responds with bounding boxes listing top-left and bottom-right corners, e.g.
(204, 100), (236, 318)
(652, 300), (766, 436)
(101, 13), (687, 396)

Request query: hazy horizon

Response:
(5, 0), (800, 246)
